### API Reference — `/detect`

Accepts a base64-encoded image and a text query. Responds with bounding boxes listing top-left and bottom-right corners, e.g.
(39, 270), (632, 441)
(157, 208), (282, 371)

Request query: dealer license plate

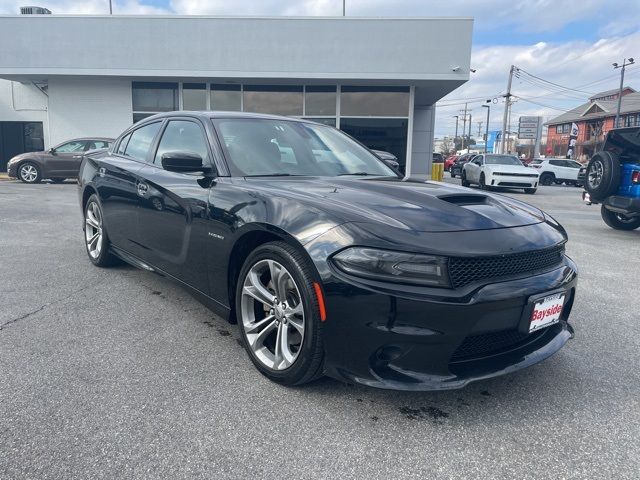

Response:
(530, 293), (565, 333)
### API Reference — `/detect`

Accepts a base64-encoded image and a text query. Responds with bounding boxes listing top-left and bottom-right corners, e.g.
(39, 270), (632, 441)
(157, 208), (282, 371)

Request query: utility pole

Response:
(477, 121), (483, 138)
(342, 0), (346, 16)
(453, 115), (459, 145)
(501, 65), (515, 154)
(109, 0), (112, 14)
(467, 113), (472, 153)
(482, 102), (490, 153)
(613, 58), (634, 127)
(461, 103), (468, 152)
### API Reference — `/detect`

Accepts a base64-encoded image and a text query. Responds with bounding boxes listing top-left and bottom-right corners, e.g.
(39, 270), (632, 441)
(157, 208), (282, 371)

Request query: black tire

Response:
(461, 171), (470, 187)
(84, 194), (120, 267)
(450, 171), (456, 178)
(50, 178), (66, 184)
(540, 172), (555, 186)
(236, 241), (324, 386)
(585, 151), (621, 202)
(18, 162), (42, 184)
(524, 188), (537, 194)
(479, 173), (487, 190)
(601, 206), (640, 230)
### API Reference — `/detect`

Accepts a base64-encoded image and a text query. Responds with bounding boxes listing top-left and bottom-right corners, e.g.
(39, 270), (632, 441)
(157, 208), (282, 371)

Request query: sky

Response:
(1, 0), (639, 138)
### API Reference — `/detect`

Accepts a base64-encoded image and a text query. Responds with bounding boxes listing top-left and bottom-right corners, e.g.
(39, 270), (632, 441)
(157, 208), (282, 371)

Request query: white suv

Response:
(529, 158), (583, 186)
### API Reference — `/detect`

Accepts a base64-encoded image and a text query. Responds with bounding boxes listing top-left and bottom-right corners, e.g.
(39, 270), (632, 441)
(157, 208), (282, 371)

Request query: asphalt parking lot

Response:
(1, 178), (639, 479)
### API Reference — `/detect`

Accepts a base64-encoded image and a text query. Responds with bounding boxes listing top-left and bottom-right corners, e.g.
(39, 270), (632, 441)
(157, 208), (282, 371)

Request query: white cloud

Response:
(434, 31), (640, 137)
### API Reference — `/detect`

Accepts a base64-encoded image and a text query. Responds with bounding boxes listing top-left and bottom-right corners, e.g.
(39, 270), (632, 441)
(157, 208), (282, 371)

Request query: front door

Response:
(48, 139), (88, 175)
(466, 156), (482, 183)
(136, 118), (215, 291)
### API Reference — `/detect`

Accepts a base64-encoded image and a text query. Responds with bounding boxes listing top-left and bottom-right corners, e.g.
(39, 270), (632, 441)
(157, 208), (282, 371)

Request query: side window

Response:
(549, 160), (562, 167)
(117, 134), (131, 155)
(569, 161), (581, 168)
(125, 122), (162, 162)
(55, 140), (86, 153)
(86, 140), (110, 150)
(154, 120), (210, 165)
(474, 156), (483, 165)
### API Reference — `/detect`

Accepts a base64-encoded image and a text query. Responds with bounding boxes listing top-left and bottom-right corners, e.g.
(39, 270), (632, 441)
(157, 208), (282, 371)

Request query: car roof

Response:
(139, 110), (320, 124)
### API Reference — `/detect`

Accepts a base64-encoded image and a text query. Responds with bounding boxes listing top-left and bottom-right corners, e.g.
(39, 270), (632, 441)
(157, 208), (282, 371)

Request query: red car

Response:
(444, 155), (458, 171)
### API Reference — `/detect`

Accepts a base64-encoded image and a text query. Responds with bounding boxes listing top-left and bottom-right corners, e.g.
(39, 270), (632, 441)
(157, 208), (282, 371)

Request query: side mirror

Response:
(49, 148), (56, 155)
(161, 151), (207, 173)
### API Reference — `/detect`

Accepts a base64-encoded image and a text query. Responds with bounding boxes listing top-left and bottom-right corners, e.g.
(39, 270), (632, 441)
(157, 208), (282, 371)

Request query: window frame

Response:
(151, 117), (216, 171)
(116, 121), (163, 164)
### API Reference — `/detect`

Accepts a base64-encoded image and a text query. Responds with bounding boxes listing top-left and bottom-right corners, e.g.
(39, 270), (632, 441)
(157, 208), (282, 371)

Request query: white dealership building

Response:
(0, 14), (472, 175)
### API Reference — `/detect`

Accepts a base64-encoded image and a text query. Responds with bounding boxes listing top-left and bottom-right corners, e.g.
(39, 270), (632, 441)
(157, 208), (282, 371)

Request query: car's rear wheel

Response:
(236, 241), (324, 386)
(540, 172), (555, 186)
(461, 171), (469, 187)
(585, 152), (621, 202)
(524, 188), (537, 194)
(18, 162), (41, 184)
(600, 206), (640, 230)
(450, 170), (456, 178)
(84, 194), (119, 267)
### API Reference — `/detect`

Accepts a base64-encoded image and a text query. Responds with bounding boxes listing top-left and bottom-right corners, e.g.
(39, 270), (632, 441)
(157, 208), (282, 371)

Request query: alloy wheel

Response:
(588, 160), (603, 190)
(240, 259), (305, 371)
(19, 164), (38, 183)
(85, 201), (104, 259)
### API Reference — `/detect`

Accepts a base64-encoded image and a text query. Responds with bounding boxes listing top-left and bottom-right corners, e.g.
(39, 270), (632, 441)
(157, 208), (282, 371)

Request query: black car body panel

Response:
(78, 112), (576, 390)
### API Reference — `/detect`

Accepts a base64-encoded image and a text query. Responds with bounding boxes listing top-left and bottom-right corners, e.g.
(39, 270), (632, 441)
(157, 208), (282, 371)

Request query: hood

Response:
(244, 177), (546, 232)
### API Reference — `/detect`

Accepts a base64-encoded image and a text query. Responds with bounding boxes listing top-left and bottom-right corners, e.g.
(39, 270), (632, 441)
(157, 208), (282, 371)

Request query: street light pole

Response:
(613, 58), (634, 128)
(467, 113), (472, 153)
(482, 102), (490, 153)
(109, 0), (112, 14)
(343, 0), (345, 16)
(453, 115), (459, 145)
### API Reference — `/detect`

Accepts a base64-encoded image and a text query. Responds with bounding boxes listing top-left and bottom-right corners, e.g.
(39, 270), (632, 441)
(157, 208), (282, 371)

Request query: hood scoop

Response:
(438, 194), (489, 206)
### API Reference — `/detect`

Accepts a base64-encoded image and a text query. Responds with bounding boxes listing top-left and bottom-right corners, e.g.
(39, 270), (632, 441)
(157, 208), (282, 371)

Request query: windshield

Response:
(485, 155), (522, 166)
(213, 118), (397, 177)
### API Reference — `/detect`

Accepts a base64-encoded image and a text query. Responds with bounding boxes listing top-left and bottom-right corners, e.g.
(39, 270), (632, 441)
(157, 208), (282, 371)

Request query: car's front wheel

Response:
(18, 162), (41, 184)
(601, 206), (640, 230)
(524, 188), (537, 194)
(461, 171), (470, 187)
(236, 241), (324, 386)
(84, 194), (119, 267)
(540, 172), (555, 186)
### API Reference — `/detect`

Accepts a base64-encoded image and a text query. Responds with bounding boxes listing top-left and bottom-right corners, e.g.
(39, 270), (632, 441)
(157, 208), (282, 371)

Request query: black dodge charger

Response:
(78, 112), (577, 390)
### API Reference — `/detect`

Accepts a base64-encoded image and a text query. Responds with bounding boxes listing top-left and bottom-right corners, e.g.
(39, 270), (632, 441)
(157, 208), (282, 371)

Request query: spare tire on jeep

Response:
(585, 151), (620, 202)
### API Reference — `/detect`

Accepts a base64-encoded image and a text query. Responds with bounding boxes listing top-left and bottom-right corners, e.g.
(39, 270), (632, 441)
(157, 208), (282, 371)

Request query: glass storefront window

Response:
(340, 86), (409, 117)
(132, 82), (178, 112)
(243, 85), (303, 116)
(183, 83), (207, 111)
(305, 86), (336, 116)
(211, 84), (241, 112)
(339, 118), (408, 169)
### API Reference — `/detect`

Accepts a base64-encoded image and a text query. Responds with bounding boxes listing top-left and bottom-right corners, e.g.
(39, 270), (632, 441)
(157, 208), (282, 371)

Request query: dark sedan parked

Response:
(78, 112), (577, 390)
(7, 137), (113, 183)
(450, 153), (476, 178)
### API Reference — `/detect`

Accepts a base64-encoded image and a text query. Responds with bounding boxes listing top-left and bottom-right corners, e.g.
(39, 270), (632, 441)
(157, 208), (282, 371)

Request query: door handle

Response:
(98, 167), (106, 177)
(137, 182), (149, 197)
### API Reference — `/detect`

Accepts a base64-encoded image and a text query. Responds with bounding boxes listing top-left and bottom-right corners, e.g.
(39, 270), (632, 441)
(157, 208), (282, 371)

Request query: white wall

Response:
(47, 78), (133, 146)
(0, 79), (49, 144)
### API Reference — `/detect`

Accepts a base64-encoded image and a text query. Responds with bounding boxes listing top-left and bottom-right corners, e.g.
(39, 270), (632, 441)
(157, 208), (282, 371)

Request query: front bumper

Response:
(7, 163), (18, 178)
(318, 257), (577, 391)
(487, 173), (539, 189)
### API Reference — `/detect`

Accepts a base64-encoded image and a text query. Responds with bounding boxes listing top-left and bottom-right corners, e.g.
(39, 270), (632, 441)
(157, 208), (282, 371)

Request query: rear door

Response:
(136, 117), (216, 290)
(466, 155), (482, 183)
(96, 122), (162, 255)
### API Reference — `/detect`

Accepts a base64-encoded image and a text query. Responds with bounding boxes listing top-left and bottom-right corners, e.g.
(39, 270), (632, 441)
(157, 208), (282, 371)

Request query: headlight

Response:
(331, 247), (450, 287)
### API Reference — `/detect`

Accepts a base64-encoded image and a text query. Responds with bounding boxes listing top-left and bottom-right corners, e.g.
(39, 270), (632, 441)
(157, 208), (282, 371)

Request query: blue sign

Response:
(486, 130), (501, 153)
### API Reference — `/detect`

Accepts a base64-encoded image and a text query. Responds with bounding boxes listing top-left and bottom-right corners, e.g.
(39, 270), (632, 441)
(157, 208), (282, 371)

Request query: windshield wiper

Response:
(338, 172), (372, 176)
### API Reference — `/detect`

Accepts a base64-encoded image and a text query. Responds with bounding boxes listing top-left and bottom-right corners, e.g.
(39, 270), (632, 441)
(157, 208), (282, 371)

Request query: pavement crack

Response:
(0, 279), (106, 331)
